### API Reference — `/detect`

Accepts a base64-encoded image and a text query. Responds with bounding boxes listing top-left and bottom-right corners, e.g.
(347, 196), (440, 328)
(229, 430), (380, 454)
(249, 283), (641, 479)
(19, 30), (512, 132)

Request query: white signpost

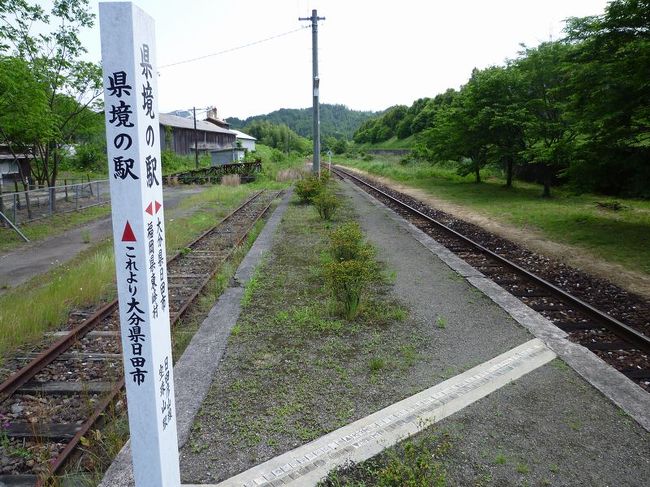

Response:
(99, 3), (180, 486)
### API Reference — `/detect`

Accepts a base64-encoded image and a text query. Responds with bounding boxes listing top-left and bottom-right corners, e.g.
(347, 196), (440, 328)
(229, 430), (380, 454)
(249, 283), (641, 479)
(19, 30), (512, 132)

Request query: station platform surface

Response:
(102, 180), (649, 486)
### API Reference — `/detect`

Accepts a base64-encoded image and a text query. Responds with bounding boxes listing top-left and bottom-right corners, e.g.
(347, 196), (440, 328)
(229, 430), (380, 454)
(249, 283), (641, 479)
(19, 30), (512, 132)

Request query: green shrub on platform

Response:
(324, 259), (372, 319)
(313, 191), (339, 220)
(324, 222), (377, 319)
(295, 175), (324, 203)
(328, 222), (373, 262)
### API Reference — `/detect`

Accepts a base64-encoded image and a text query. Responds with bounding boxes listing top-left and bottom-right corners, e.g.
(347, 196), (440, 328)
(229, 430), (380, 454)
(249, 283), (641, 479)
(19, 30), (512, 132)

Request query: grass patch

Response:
(320, 431), (450, 487)
(494, 452), (508, 465)
(516, 462), (530, 474)
(241, 260), (264, 308)
(335, 156), (650, 276)
(436, 315), (447, 329)
(0, 243), (115, 359)
(355, 135), (417, 150)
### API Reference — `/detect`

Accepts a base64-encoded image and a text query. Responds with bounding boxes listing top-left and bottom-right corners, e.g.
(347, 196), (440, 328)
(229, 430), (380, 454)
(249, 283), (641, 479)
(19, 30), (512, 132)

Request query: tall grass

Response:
(251, 144), (305, 188)
(0, 244), (115, 357)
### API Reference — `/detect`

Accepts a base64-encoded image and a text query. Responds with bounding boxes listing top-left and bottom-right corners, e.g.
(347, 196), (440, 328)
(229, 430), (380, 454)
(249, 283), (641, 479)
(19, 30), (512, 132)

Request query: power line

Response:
(159, 26), (309, 69)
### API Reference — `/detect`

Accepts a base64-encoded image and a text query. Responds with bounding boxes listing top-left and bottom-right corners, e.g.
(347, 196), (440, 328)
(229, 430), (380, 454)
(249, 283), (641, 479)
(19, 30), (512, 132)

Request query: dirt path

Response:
(340, 166), (650, 300)
(0, 185), (208, 294)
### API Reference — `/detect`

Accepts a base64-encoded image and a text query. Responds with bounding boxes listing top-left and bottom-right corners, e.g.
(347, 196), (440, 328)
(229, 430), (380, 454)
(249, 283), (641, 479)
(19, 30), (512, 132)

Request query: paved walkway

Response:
(101, 180), (649, 486)
(0, 185), (207, 293)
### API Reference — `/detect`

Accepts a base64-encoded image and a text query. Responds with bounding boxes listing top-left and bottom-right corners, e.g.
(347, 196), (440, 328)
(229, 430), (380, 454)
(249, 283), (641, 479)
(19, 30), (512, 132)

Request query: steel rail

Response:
(0, 301), (116, 402)
(39, 190), (281, 483)
(333, 166), (650, 352)
(0, 191), (264, 403)
(168, 190), (279, 323)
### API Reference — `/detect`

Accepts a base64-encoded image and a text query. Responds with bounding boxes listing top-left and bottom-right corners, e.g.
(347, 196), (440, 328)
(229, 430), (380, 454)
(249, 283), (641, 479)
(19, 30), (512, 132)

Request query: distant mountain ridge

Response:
(226, 104), (380, 140)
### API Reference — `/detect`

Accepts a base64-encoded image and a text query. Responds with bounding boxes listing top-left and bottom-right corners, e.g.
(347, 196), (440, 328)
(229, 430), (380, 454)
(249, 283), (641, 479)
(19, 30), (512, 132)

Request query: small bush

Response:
(324, 259), (373, 319)
(294, 176), (323, 203)
(313, 191), (339, 220)
(329, 222), (374, 262)
(324, 222), (378, 319)
(320, 167), (331, 182)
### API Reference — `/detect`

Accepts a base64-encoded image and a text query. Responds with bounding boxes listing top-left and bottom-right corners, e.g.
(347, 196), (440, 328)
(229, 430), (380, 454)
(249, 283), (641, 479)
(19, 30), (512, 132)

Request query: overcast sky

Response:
(80, 0), (610, 119)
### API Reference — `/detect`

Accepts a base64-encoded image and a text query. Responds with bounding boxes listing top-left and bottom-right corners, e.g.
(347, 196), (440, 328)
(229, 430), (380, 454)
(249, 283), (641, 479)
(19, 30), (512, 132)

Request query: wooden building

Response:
(159, 113), (236, 155)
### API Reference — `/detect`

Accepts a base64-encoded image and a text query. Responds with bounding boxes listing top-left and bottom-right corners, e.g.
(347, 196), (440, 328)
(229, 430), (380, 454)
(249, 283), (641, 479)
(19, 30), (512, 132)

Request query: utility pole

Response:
(193, 106), (199, 169)
(299, 9), (325, 176)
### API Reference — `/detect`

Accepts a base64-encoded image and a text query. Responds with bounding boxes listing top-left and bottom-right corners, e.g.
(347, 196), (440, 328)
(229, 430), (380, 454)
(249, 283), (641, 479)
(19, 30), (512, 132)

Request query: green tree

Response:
(418, 72), (499, 184)
(468, 66), (528, 188)
(245, 120), (310, 154)
(0, 56), (55, 181)
(563, 0), (650, 196)
(516, 42), (576, 197)
(0, 0), (102, 188)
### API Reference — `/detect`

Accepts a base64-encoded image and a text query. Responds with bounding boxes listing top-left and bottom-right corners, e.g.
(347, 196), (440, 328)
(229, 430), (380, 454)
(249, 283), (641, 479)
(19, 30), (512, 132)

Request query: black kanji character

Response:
(130, 356), (146, 368)
(128, 325), (146, 341)
(145, 155), (160, 187)
(113, 156), (139, 180)
(140, 44), (153, 80)
(146, 125), (155, 147)
(109, 100), (134, 128)
(108, 71), (132, 98)
(114, 133), (133, 150)
(126, 296), (144, 314)
(141, 81), (154, 118)
(130, 368), (147, 385)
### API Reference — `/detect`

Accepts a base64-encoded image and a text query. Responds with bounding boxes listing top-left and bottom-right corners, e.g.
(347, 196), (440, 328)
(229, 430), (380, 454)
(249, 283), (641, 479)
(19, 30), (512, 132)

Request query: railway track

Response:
(333, 166), (650, 391)
(0, 189), (281, 485)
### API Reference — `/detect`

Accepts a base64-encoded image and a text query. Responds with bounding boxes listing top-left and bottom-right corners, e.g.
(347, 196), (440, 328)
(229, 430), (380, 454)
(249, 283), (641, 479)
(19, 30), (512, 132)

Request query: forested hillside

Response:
(354, 0), (650, 198)
(227, 104), (378, 140)
(244, 120), (311, 154)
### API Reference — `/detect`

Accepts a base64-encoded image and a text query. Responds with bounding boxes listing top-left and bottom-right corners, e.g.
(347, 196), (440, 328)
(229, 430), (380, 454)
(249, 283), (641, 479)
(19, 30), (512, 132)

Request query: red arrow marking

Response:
(145, 202), (153, 215)
(155, 201), (162, 214)
(121, 221), (137, 242)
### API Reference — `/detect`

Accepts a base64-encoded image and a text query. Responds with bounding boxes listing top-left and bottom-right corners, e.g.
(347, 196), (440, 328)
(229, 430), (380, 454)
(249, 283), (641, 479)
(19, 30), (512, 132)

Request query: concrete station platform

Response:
(102, 180), (650, 486)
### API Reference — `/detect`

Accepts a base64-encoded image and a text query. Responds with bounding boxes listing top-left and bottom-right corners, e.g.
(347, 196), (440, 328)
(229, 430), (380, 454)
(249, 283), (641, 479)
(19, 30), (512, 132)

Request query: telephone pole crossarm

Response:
(299, 9), (325, 175)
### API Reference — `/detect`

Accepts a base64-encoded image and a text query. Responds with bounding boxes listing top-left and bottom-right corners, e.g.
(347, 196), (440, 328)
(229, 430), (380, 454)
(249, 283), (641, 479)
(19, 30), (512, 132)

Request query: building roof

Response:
(0, 145), (32, 161)
(230, 129), (257, 141)
(159, 113), (236, 136)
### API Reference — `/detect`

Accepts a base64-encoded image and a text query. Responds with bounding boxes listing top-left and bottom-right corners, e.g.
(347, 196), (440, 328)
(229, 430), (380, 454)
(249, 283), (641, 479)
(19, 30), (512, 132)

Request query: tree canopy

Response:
(354, 0), (650, 197)
(244, 120), (311, 154)
(0, 0), (102, 187)
(228, 104), (378, 142)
